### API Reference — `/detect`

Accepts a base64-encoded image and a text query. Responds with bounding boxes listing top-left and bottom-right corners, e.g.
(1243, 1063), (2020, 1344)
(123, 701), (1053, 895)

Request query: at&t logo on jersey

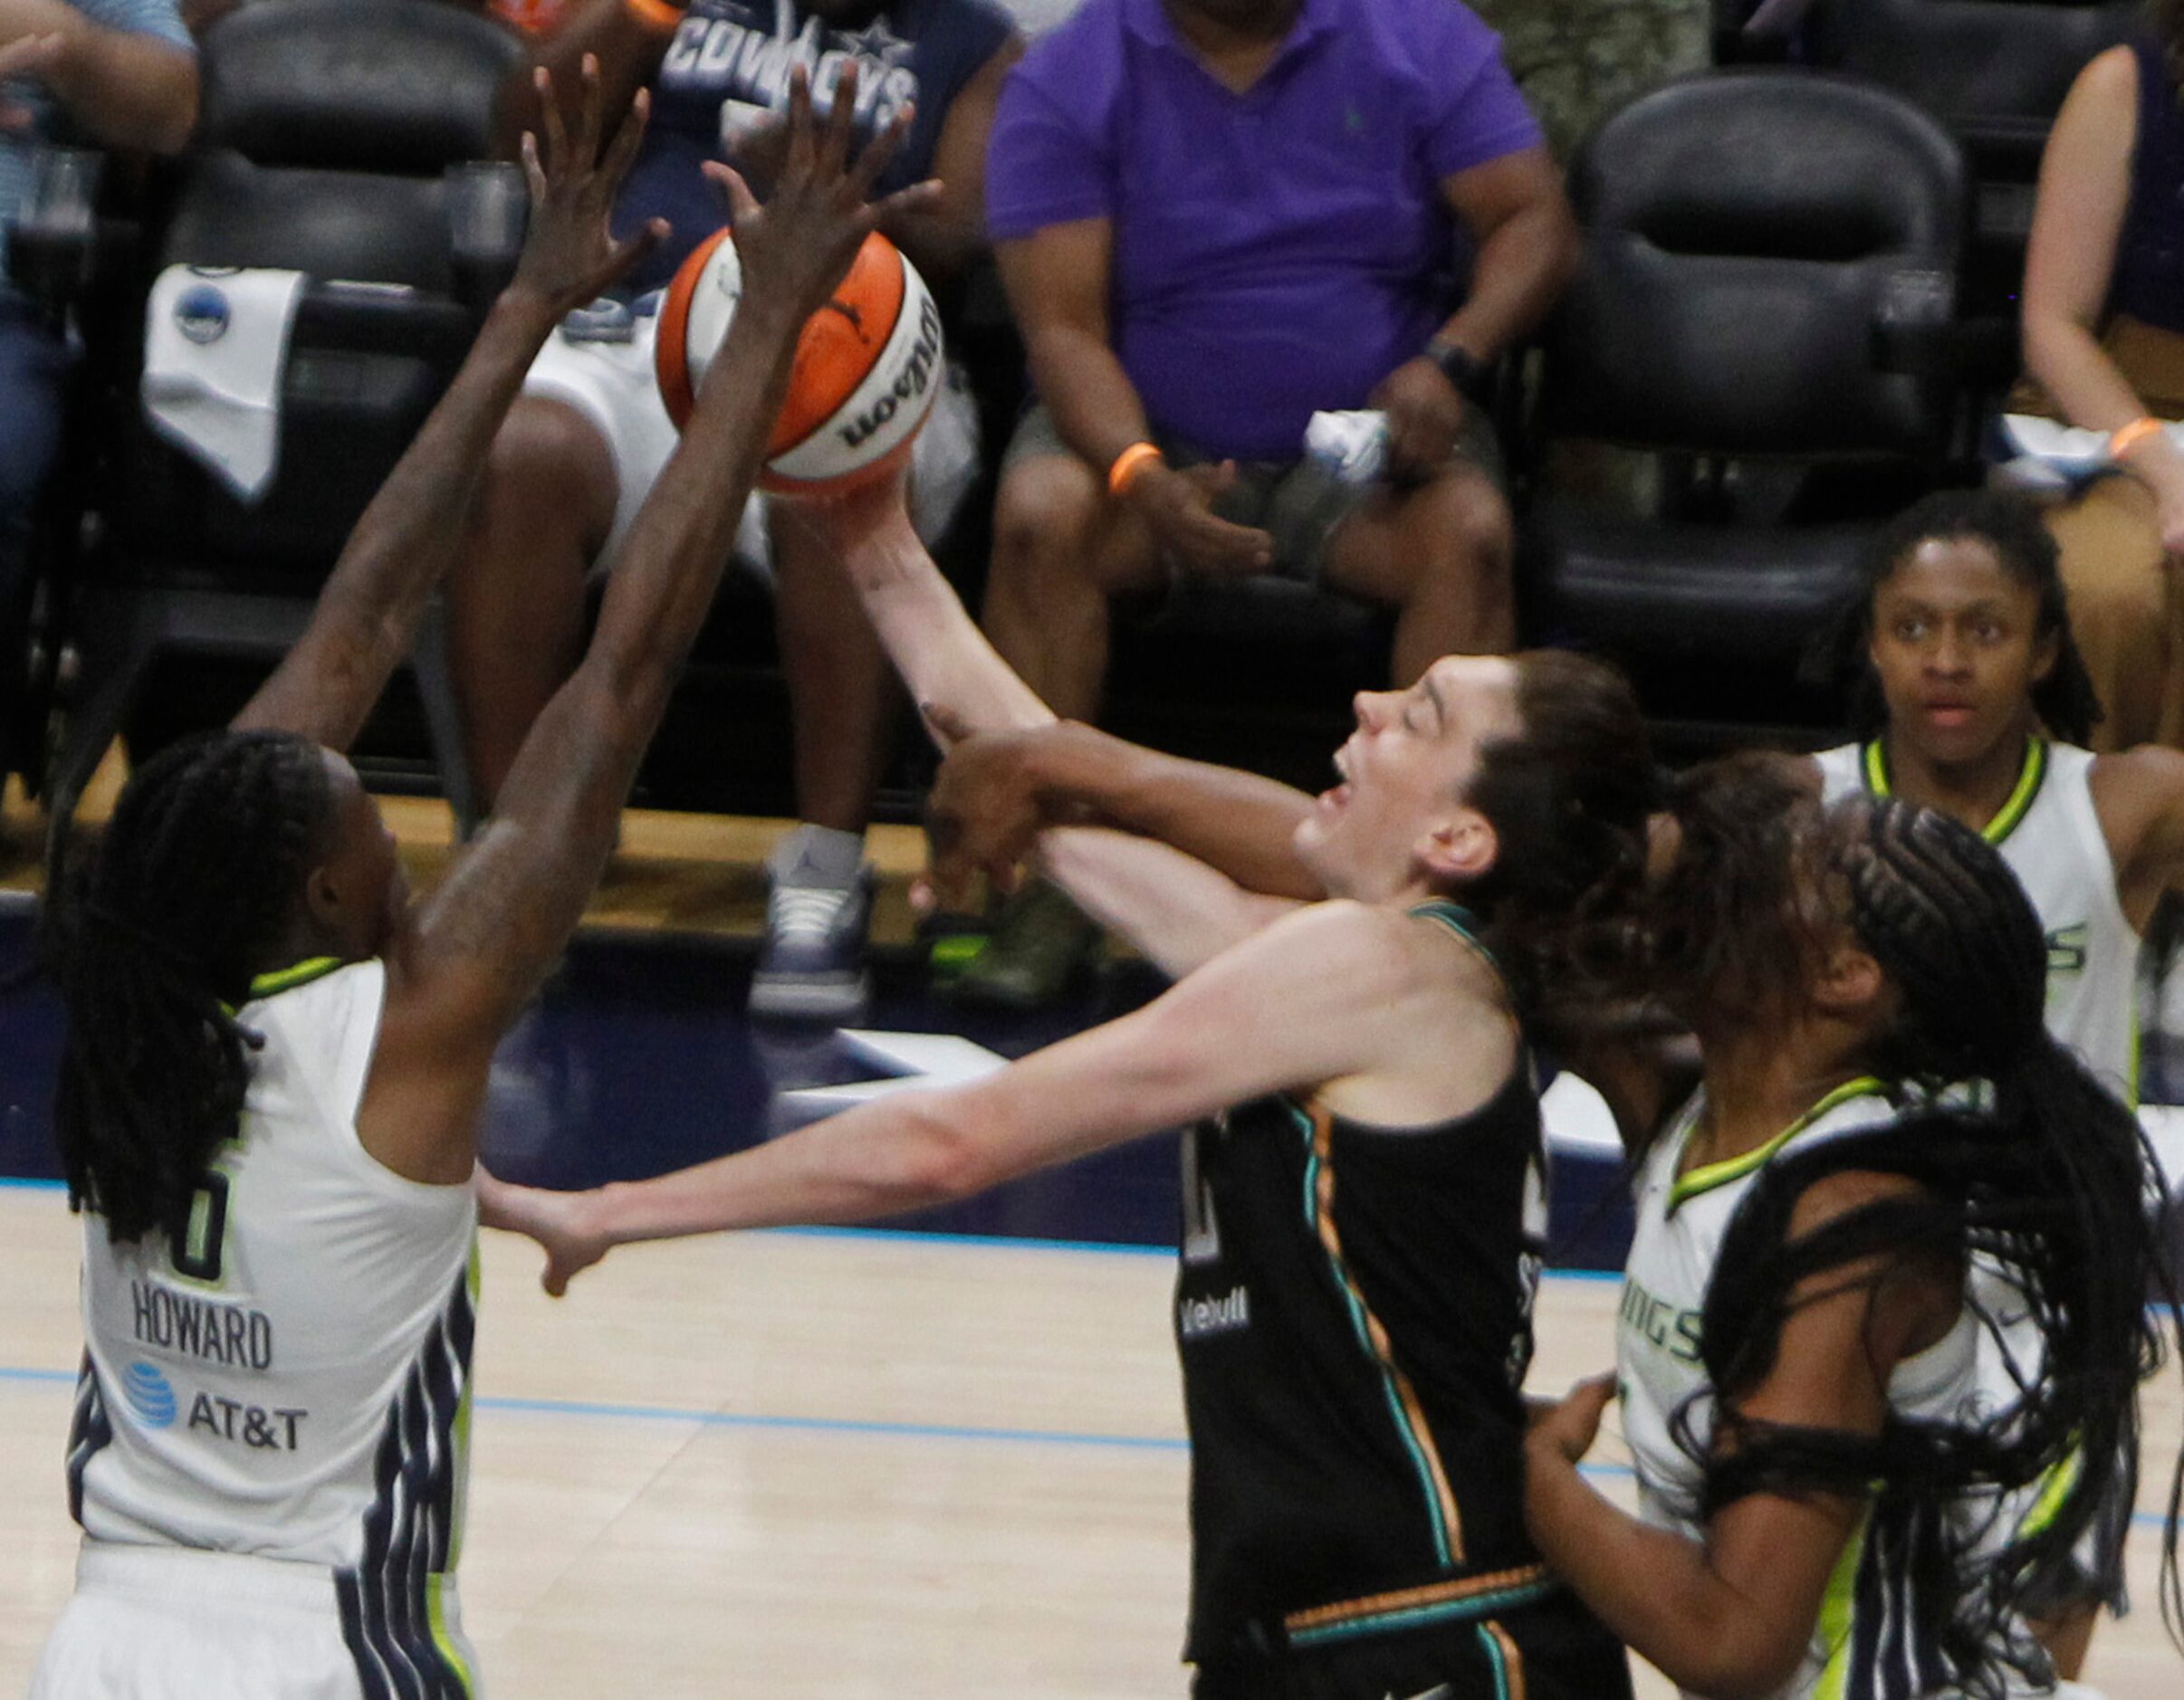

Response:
(187, 1393), (309, 1453)
(122, 1361), (177, 1428)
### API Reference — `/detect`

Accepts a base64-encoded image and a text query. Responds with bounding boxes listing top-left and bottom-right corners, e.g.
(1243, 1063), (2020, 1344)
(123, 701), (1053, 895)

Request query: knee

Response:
(989, 459), (1101, 591)
(1403, 475), (1514, 589)
(482, 399), (615, 537)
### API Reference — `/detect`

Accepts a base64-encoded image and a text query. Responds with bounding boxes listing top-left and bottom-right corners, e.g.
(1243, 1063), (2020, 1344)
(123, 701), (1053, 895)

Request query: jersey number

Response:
(169, 1172), (230, 1284)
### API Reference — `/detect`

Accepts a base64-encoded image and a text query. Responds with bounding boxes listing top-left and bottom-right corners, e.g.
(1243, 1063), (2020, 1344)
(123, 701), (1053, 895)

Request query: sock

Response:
(770, 823), (866, 889)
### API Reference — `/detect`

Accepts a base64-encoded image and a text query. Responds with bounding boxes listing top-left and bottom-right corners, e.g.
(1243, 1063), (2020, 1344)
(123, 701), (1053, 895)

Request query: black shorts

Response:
(1191, 1585), (1632, 1700)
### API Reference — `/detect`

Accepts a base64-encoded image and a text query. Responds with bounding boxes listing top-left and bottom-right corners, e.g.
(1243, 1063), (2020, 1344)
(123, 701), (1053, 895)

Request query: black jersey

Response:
(1174, 903), (1558, 1667)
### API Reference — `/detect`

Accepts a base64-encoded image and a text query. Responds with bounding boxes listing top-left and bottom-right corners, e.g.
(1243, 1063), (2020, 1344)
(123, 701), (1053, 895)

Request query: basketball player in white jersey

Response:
(31, 63), (928, 1697)
(1525, 763), (2165, 1700)
(1805, 486), (2184, 1675)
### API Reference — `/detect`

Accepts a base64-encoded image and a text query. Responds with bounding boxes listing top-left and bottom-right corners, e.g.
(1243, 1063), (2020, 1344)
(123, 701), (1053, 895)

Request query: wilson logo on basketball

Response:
(840, 296), (942, 450)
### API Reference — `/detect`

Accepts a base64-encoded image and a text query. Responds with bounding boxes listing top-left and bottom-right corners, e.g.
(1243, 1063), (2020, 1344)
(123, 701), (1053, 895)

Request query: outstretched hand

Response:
(512, 57), (666, 315)
(475, 1168), (612, 1298)
(701, 62), (941, 330)
(919, 710), (1089, 912)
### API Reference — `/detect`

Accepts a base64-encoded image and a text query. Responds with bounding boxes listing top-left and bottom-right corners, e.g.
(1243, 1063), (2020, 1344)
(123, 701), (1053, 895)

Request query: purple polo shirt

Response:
(984, 0), (1540, 462)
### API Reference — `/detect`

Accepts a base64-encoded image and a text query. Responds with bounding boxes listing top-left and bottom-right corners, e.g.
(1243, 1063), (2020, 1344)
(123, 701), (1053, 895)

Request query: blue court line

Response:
(0, 1362), (2170, 1532)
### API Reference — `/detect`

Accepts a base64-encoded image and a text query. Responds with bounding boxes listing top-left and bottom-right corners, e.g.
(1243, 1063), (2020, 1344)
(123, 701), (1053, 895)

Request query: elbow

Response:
(888, 1102), (1001, 1208)
(1657, 1623), (1808, 1700)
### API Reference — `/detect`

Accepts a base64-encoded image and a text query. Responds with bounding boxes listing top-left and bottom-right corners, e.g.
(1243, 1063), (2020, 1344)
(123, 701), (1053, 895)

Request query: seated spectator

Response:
(447, 0), (1021, 1022)
(0, 0), (196, 768)
(2018, 8), (2184, 752)
(971, 0), (1576, 1006)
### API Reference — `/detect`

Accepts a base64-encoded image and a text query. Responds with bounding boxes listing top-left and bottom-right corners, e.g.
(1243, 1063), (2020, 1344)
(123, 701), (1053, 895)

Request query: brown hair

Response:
(1459, 649), (1662, 1030)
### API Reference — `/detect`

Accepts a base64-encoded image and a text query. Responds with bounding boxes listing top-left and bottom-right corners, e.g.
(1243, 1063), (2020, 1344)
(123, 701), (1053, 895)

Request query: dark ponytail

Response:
(43, 731), (334, 1245)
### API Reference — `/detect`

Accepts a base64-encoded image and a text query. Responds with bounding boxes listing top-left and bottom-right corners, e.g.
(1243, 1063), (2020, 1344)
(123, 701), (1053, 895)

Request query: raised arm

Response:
(362, 69), (934, 1179)
(482, 898), (1479, 1291)
(235, 62), (663, 751)
(782, 482), (1304, 966)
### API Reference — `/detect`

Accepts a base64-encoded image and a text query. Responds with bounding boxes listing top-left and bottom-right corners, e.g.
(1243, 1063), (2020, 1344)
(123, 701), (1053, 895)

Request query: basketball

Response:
(655, 226), (944, 498)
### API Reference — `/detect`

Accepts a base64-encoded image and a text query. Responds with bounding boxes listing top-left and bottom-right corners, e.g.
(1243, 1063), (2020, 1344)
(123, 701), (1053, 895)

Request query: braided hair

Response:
(43, 730), (338, 1246)
(1836, 489), (2103, 745)
(1671, 791), (2170, 1698)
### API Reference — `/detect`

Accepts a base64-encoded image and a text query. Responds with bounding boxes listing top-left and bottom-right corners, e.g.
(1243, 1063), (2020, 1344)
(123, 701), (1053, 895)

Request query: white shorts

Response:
(31, 1540), (482, 1698)
(523, 291), (982, 576)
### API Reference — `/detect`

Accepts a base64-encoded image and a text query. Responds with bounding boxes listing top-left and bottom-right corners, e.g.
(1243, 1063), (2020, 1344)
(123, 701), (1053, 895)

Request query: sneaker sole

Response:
(749, 969), (873, 1024)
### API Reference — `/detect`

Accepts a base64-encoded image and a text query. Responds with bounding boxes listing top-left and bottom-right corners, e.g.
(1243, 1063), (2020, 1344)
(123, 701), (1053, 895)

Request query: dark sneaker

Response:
(750, 864), (876, 1023)
(950, 879), (1100, 1012)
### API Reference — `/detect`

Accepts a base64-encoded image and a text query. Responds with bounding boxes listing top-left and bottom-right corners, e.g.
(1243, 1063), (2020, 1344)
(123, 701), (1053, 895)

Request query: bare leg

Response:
(1323, 463), (1517, 683)
(447, 397), (618, 809)
(982, 453), (1164, 721)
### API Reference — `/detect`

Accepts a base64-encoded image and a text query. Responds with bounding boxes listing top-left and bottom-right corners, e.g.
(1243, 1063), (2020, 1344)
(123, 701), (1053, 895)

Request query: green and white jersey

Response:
(1618, 1083), (1997, 1700)
(67, 959), (481, 1694)
(1815, 739), (2141, 1104)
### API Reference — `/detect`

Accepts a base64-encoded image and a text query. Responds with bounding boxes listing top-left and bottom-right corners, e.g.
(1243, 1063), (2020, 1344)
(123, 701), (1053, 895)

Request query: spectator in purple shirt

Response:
(957, 0), (1578, 1008)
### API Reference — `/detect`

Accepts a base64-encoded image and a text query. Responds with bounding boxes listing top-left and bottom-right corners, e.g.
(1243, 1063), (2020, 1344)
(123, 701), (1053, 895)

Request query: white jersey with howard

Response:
(1618, 1083), (1997, 1700)
(65, 959), (481, 1694)
(1815, 739), (2140, 1102)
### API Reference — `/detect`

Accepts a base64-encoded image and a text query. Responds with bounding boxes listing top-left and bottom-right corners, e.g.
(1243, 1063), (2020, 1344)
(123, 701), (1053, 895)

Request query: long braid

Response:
(1689, 797), (2171, 1698)
(43, 730), (335, 1245)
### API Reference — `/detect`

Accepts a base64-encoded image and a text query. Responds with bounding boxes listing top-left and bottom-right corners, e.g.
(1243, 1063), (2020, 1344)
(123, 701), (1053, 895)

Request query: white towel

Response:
(1996, 412), (2184, 494)
(141, 264), (306, 503)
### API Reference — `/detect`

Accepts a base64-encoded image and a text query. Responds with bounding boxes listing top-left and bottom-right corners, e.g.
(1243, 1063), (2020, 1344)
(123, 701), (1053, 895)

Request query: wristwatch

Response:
(1425, 336), (1487, 402)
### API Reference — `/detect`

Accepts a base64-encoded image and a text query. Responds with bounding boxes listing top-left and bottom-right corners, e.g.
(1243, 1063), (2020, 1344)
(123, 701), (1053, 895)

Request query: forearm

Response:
(1438, 199), (1579, 363)
(587, 294), (802, 693)
(1024, 322), (1157, 474)
(1037, 826), (1298, 978)
(1525, 1446), (1795, 1698)
(2023, 312), (2163, 432)
(591, 1092), (991, 1247)
(830, 500), (1053, 736)
(1027, 725), (1323, 900)
(41, 24), (196, 152)
(234, 289), (564, 747)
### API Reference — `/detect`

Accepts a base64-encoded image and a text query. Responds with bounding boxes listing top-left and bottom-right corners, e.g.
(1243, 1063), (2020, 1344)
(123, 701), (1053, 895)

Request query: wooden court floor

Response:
(1, 1191), (2179, 1697)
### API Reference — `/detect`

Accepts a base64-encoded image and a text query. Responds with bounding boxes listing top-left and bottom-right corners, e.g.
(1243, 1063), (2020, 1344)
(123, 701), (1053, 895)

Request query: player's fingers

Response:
(533, 67), (568, 179)
(819, 62), (860, 179)
(849, 101), (915, 200)
(702, 160), (762, 226)
(575, 53), (604, 167)
(782, 64), (817, 183)
(520, 130), (548, 205)
(599, 88), (653, 194)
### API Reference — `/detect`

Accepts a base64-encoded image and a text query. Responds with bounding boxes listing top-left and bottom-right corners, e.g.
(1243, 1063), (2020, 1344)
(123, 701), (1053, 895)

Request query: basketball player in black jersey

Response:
(484, 479), (1652, 1696)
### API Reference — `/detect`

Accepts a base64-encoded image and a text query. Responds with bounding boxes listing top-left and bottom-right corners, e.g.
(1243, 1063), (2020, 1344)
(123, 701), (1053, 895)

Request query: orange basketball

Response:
(655, 227), (944, 497)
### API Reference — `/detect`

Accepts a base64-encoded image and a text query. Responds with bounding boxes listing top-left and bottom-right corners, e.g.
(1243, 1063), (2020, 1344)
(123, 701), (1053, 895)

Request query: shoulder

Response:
(2089, 742), (2184, 851)
(2051, 43), (2144, 156)
(2079, 42), (2147, 106)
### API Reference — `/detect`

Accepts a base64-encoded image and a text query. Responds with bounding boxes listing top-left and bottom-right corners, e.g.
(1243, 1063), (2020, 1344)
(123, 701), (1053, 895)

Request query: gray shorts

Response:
(1003, 400), (1505, 588)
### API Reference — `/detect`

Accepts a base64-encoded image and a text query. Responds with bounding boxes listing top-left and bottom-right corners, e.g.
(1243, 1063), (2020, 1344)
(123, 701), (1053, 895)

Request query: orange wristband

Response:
(623, 0), (685, 33)
(1108, 441), (1162, 498)
(2110, 415), (2166, 462)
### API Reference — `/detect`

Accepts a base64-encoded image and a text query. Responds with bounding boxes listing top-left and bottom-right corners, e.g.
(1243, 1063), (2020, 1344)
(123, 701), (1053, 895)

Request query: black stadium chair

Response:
(1519, 71), (1979, 749)
(40, 0), (524, 851)
(1804, 0), (2138, 309)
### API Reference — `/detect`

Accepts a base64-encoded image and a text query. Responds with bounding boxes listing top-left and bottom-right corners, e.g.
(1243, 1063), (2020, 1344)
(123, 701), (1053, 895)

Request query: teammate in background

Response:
(1808, 487), (2184, 1676)
(30, 66), (923, 1696)
(453, 0), (1020, 1023)
(1525, 766), (2169, 1700)
(483, 475), (1652, 1696)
